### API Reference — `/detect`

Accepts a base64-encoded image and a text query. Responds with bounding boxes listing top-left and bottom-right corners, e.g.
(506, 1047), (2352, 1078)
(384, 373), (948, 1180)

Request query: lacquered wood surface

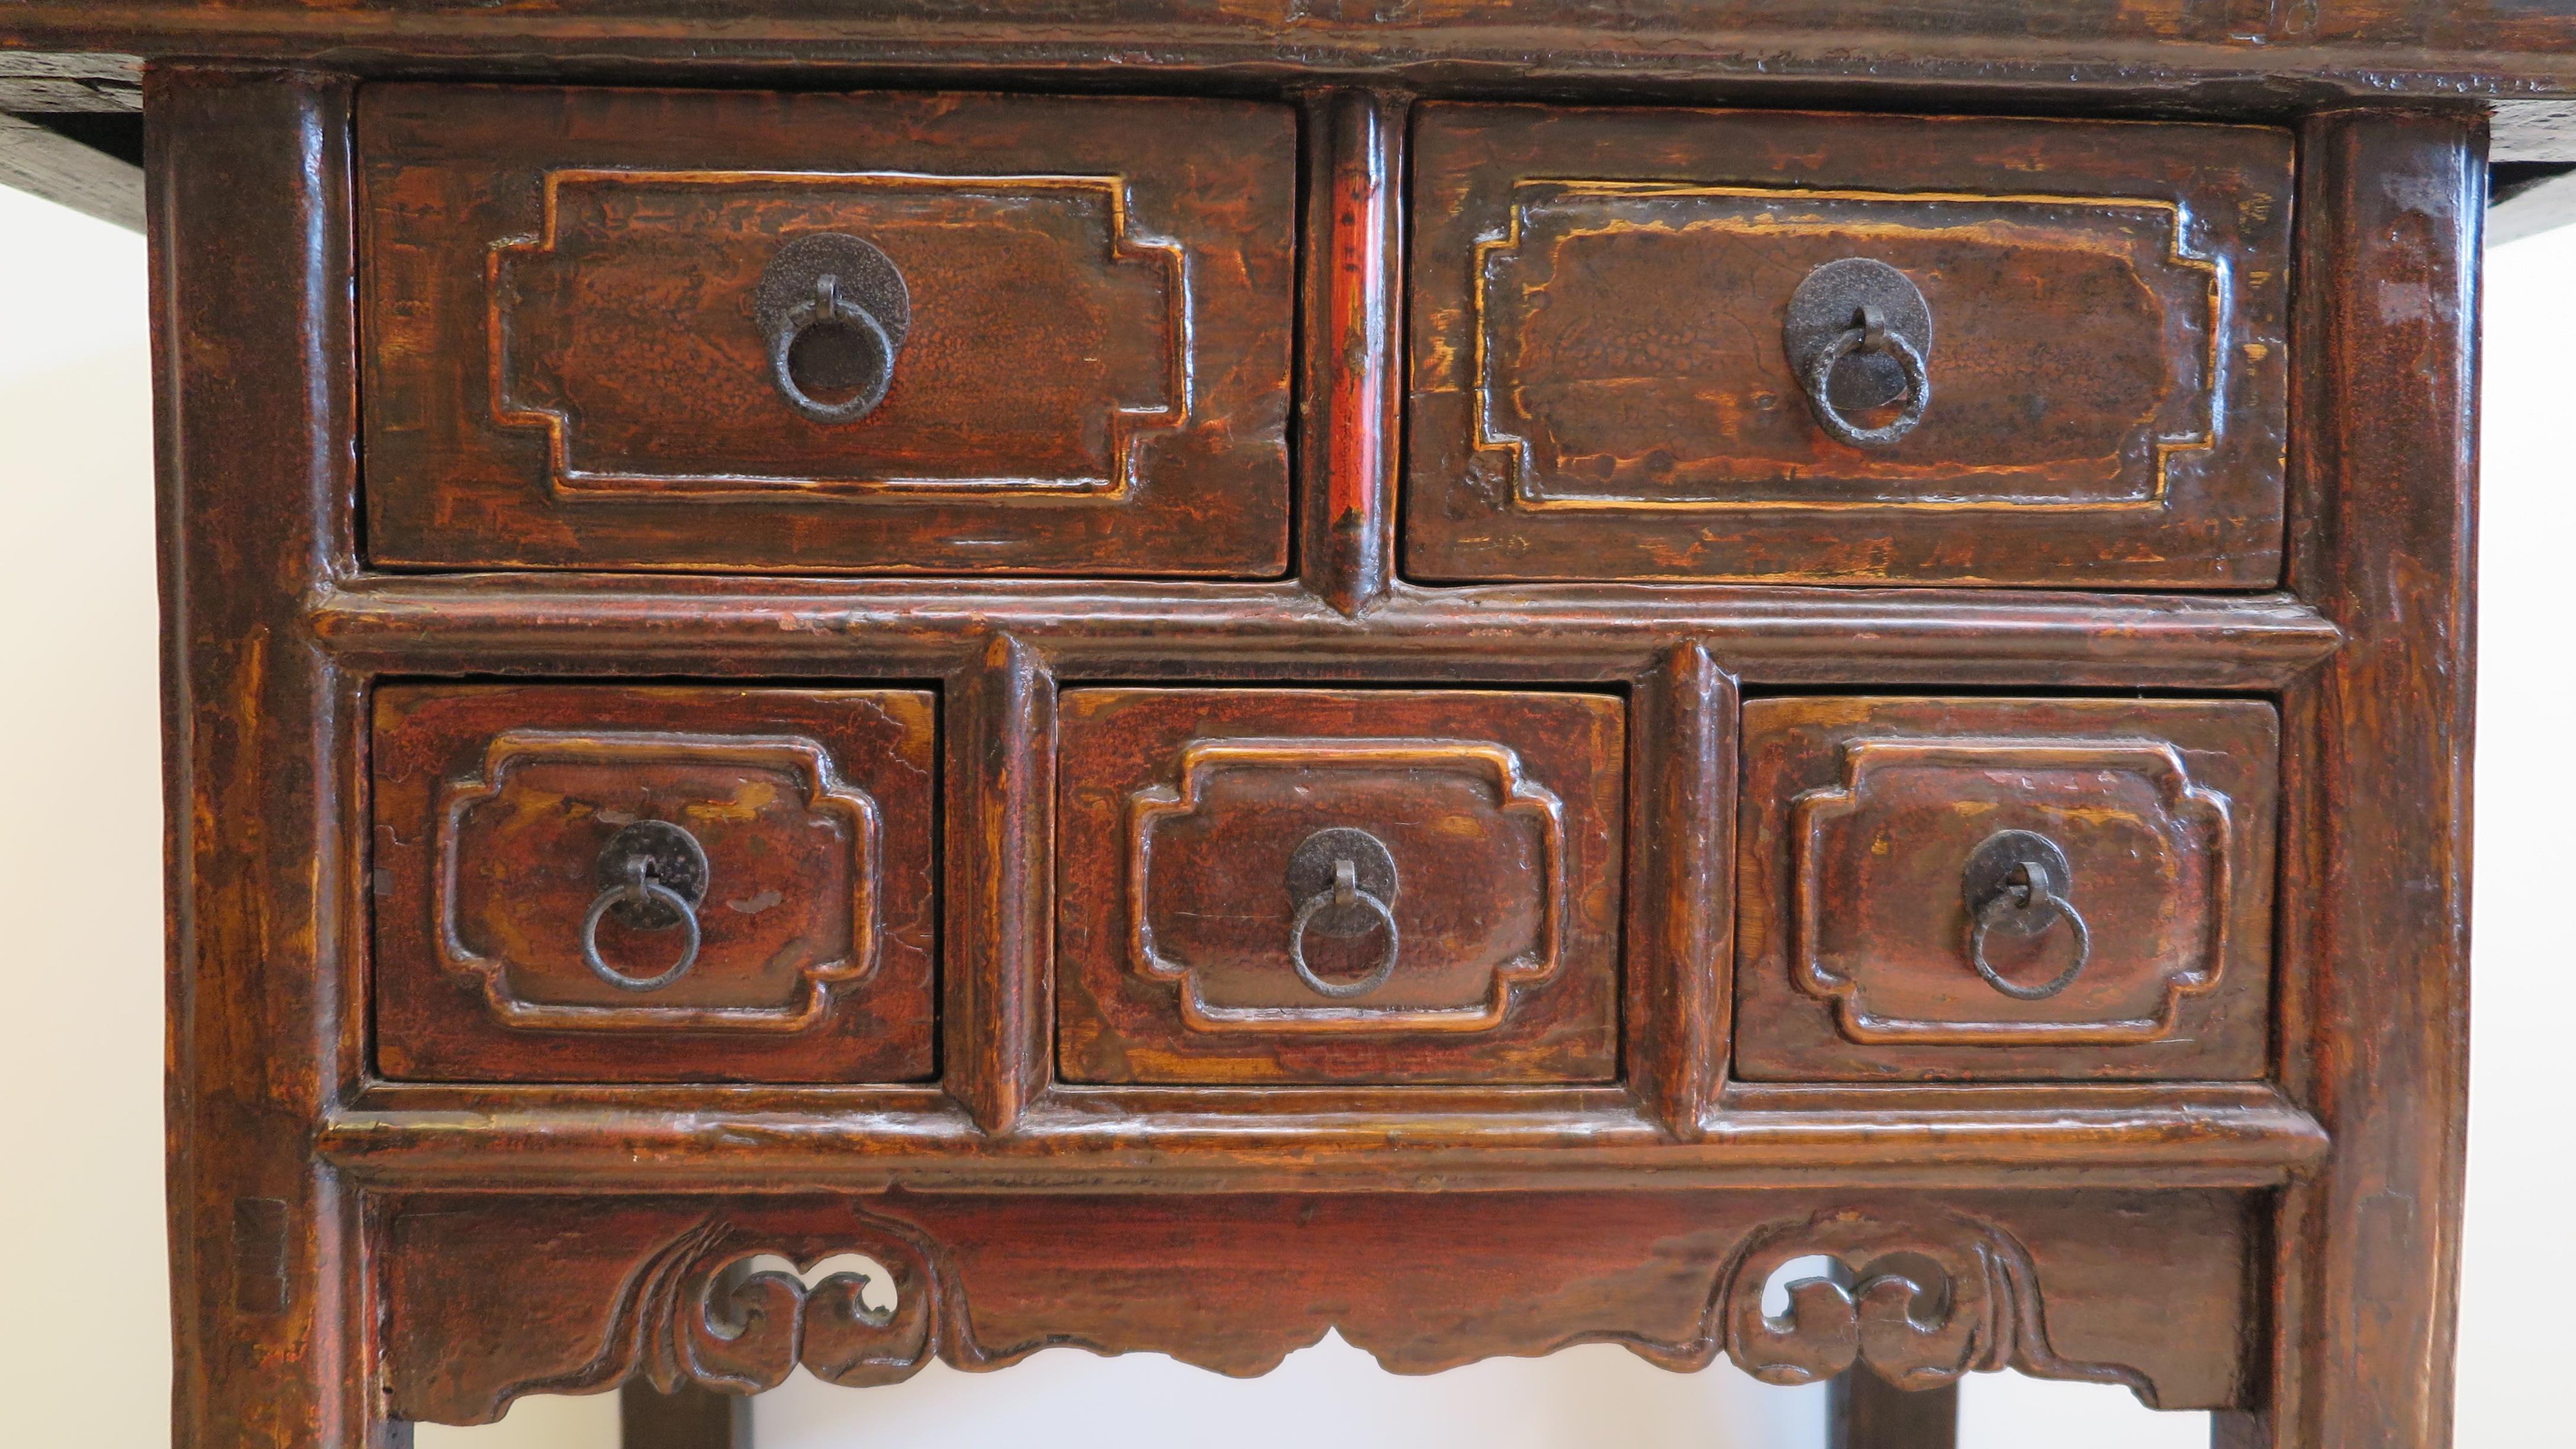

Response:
(1055, 687), (1626, 1084)
(1408, 104), (2292, 586)
(15, 4), (2576, 123)
(118, 24), (2491, 1444)
(360, 85), (1296, 577)
(371, 685), (941, 1083)
(1735, 697), (2279, 1083)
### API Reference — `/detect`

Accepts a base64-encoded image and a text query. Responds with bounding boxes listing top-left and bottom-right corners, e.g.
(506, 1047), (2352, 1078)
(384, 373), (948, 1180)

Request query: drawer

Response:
(1408, 105), (2291, 587)
(371, 685), (939, 1083)
(360, 85), (1296, 577)
(1734, 698), (2278, 1081)
(1056, 688), (1625, 1085)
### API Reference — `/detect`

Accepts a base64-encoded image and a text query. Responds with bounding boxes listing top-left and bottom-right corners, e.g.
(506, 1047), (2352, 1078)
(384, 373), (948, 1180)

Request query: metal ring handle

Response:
(767, 272), (899, 425)
(1804, 306), (1932, 448)
(1287, 857), (1400, 1000)
(580, 859), (703, 993)
(1965, 861), (2091, 1001)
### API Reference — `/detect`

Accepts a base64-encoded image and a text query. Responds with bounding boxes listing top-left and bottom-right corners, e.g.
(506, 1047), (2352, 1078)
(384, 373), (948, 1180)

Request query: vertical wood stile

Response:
(1628, 642), (1734, 1138)
(150, 66), (378, 1446)
(944, 634), (1055, 1135)
(1297, 88), (1406, 615)
(2230, 106), (2483, 1449)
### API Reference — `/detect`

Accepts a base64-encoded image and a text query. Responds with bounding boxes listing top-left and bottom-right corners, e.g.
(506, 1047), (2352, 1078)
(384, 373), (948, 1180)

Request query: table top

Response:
(5, 2), (2576, 130)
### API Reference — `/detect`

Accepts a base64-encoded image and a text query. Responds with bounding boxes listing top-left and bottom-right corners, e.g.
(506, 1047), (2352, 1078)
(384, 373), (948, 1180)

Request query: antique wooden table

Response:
(0, 5), (2541, 1446)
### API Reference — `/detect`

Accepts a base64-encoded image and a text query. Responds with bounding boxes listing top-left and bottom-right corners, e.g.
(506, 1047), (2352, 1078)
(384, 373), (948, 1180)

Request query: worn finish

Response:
(19, 5), (2576, 121)
(67, 1), (2498, 1439)
(361, 85), (1296, 577)
(1056, 688), (1625, 1084)
(1736, 697), (2279, 1083)
(1409, 105), (2292, 586)
(150, 68), (368, 1449)
(2230, 109), (2482, 1449)
(371, 684), (941, 1084)
(381, 1189), (2254, 1424)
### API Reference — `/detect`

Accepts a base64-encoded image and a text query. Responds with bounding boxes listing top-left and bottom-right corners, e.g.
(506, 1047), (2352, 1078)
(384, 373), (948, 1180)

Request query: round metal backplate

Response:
(752, 232), (912, 351)
(1960, 829), (2072, 939)
(1284, 827), (1400, 939)
(1782, 257), (1934, 413)
(594, 819), (710, 931)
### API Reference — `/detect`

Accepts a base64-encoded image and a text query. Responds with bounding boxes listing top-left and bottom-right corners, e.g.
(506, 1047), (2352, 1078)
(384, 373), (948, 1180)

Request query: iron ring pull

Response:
(1804, 303), (1933, 449)
(1288, 856), (1401, 1000)
(767, 271), (900, 425)
(580, 854), (704, 993)
(1965, 858), (2091, 1002)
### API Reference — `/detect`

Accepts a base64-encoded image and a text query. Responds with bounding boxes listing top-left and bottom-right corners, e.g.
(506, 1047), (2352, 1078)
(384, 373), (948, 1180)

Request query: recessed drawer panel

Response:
(1409, 105), (2291, 587)
(1057, 688), (1626, 1085)
(360, 85), (1295, 576)
(371, 684), (939, 1083)
(1735, 697), (2277, 1081)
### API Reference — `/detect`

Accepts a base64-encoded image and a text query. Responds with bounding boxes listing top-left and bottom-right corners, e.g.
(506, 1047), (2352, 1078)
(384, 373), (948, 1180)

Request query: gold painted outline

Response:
(435, 730), (885, 1032)
(1788, 736), (2235, 1046)
(1469, 181), (2227, 513)
(488, 169), (1194, 503)
(1126, 737), (1568, 1033)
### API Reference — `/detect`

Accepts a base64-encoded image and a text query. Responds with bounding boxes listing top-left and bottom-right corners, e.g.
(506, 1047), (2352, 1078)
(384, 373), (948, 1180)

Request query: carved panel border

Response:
(489, 168), (1190, 500)
(1470, 179), (2222, 512)
(1789, 736), (2234, 1045)
(1125, 736), (1568, 1032)
(434, 729), (884, 1032)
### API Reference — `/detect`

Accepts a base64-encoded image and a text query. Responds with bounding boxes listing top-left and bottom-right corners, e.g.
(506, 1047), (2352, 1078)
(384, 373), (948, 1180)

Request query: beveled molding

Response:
(1128, 736), (1568, 1032)
(490, 168), (1189, 500)
(1471, 179), (2224, 513)
(1793, 736), (2234, 1045)
(381, 1189), (2246, 1424)
(436, 729), (885, 1031)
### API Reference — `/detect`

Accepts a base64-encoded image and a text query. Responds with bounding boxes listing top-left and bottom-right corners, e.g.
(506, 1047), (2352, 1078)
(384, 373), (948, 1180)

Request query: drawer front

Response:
(1735, 698), (2277, 1081)
(1409, 105), (2291, 587)
(1057, 689), (1625, 1084)
(372, 685), (938, 1083)
(361, 85), (1295, 577)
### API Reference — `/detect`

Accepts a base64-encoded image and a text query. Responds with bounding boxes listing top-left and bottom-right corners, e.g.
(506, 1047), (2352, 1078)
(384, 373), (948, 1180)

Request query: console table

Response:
(0, 6), (2535, 1445)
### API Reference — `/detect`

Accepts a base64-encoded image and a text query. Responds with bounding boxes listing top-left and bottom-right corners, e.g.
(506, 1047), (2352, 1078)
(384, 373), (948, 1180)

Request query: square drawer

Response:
(1056, 688), (1626, 1085)
(1408, 104), (2292, 587)
(360, 85), (1296, 577)
(371, 684), (939, 1083)
(1734, 697), (2278, 1081)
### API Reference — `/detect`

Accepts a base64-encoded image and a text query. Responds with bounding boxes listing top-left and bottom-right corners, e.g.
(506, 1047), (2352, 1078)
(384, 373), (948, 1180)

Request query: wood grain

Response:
(18, 5), (2576, 122)
(150, 66), (368, 1449)
(2231, 107), (2482, 1449)
(1408, 104), (2291, 586)
(359, 85), (1295, 577)
(1055, 688), (1625, 1084)
(1734, 697), (2278, 1082)
(382, 1189), (2258, 1424)
(370, 684), (941, 1084)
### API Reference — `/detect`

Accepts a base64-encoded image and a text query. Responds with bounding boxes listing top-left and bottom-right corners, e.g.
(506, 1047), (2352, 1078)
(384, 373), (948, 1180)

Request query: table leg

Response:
(1827, 1370), (1959, 1449)
(619, 1380), (751, 1449)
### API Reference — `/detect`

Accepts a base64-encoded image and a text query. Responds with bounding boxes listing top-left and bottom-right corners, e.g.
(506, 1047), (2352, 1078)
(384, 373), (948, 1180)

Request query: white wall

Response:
(0, 178), (2562, 1448)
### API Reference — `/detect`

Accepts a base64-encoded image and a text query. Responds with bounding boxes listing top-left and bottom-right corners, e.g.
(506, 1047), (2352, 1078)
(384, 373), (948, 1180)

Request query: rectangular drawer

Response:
(360, 85), (1296, 576)
(371, 684), (939, 1083)
(1734, 697), (2278, 1081)
(1056, 688), (1625, 1085)
(1408, 105), (2292, 587)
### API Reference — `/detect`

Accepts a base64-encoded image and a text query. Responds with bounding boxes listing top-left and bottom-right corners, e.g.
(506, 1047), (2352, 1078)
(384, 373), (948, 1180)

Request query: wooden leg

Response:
(1827, 1370), (1959, 1449)
(619, 1380), (752, 1449)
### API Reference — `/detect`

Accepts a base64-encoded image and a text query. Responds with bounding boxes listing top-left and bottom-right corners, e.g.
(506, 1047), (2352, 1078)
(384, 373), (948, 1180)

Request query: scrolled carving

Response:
(1711, 1207), (2152, 1396)
(481, 1206), (945, 1408)
(387, 1192), (2250, 1424)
